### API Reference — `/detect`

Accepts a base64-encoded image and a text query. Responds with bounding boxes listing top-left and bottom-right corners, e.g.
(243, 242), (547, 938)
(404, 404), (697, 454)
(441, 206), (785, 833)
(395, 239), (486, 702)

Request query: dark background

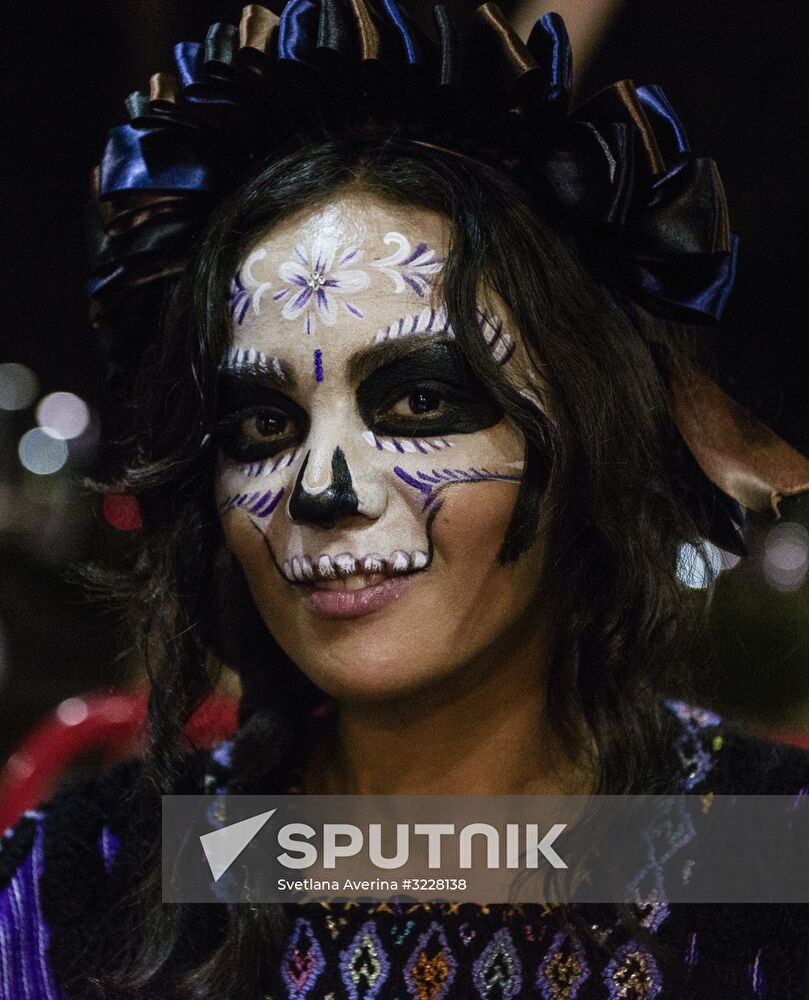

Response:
(1, 1), (807, 767)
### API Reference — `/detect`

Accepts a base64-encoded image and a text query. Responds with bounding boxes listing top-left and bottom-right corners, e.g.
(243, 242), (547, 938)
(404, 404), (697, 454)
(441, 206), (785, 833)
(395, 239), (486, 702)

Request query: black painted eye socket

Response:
(217, 405), (303, 462)
(390, 389), (446, 417)
(216, 375), (308, 462)
(358, 342), (503, 437)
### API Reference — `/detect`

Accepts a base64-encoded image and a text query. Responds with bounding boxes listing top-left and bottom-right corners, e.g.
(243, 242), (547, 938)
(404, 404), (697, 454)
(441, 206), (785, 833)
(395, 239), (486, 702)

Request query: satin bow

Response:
(89, 2), (737, 332)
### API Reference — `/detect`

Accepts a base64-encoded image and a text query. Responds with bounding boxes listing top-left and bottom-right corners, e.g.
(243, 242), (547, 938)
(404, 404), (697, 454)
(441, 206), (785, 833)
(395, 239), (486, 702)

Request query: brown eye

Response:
(241, 411), (292, 443)
(218, 405), (301, 462)
(389, 390), (446, 417)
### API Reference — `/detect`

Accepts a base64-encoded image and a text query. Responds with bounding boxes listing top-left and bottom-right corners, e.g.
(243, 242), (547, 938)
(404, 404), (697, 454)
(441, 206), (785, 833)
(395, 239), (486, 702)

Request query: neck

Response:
(302, 619), (594, 796)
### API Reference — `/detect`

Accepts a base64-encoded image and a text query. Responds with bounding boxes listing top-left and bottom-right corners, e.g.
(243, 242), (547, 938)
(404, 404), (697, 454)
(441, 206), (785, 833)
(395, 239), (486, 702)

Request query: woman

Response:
(1, 3), (808, 998)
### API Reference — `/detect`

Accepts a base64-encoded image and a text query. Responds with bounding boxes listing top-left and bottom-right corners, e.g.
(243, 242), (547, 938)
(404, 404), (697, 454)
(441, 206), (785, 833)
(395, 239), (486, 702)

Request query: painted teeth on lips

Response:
(282, 550), (428, 584)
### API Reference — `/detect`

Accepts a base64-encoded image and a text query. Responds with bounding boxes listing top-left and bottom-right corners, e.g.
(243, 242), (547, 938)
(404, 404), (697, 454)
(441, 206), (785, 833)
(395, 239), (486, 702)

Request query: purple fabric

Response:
(0, 819), (64, 1000)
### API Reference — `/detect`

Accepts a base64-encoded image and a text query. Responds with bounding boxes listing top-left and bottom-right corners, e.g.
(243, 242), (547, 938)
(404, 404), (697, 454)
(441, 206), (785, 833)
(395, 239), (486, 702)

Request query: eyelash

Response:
(217, 405), (302, 462)
(217, 376), (498, 460)
(371, 382), (484, 436)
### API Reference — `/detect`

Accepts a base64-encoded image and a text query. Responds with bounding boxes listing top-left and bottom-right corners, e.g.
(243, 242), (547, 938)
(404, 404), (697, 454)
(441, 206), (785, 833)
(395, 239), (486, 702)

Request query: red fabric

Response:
(0, 690), (237, 831)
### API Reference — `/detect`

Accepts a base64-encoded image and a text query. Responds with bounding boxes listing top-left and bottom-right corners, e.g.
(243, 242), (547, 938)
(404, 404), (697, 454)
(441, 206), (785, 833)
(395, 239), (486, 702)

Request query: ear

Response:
(670, 361), (809, 517)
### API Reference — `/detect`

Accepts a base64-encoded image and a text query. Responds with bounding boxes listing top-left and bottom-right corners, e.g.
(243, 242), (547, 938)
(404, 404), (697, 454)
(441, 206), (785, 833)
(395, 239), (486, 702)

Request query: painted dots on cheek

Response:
(313, 349), (324, 383)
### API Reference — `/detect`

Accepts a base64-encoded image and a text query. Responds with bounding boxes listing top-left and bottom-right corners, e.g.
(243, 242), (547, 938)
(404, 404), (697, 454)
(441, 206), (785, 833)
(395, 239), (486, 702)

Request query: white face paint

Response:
(217, 192), (546, 702)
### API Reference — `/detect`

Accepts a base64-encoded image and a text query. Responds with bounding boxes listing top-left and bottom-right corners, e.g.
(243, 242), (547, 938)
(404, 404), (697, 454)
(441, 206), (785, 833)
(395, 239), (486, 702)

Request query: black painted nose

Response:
(288, 447), (359, 528)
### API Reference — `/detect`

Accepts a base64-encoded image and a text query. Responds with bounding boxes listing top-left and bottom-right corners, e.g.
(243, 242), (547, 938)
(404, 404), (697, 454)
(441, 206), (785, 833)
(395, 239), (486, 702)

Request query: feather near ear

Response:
(670, 361), (809, 517)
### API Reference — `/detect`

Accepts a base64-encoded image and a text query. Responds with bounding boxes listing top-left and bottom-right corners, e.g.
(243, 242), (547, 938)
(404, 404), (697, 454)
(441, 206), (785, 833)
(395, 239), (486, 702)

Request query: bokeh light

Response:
(677, 540), (723, 589)
(55, 697), (90, 727)
(36, 391), (90, 440)
(17, 427), (69, 475)
(102, 494), (143, 531)
(0, 363), (39, 411)
(762, 522), (809, 592)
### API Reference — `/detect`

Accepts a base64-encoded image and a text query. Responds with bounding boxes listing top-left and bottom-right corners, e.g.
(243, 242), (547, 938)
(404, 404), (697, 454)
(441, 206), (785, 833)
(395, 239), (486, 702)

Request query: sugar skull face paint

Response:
(217, 192), (548, 702)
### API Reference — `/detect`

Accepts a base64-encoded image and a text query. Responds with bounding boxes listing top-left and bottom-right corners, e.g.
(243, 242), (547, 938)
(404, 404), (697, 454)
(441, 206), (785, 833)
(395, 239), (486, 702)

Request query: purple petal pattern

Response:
(371, 232), (444, 297)
(275, 235), (369, 334)
(228, 270), (250, 325)
(394, 465), (522, 500)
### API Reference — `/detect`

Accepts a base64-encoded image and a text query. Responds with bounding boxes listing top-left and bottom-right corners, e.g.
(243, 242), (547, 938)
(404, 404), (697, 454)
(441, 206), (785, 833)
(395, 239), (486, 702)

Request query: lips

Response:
(282, 549), (428, 584)
(281, 548), (429, 618)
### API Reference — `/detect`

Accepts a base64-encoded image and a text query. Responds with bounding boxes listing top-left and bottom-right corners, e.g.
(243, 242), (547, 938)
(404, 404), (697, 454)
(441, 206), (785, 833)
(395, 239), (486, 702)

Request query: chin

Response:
(281, 626), (462, 705)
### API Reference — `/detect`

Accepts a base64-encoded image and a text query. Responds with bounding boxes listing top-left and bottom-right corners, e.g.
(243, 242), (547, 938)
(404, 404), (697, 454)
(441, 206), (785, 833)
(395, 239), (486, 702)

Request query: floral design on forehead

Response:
(272, 236), (369, 335)
(231, 231), (446, 335)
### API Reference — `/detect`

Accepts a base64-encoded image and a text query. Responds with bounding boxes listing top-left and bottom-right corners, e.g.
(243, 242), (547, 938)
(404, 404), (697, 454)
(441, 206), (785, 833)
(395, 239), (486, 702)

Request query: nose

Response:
(289, 447), (360, 528)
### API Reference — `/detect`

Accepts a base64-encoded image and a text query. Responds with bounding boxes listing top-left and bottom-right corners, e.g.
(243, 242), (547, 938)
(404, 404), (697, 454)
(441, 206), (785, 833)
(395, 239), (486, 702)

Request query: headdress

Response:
(88, 0), (809, 547)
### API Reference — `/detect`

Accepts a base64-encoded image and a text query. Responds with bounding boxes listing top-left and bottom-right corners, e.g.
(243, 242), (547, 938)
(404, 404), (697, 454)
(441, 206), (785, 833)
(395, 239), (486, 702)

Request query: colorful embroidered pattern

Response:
(472, 928), (522, 999)
(282, 917), (326, 999)
(339, 920), (391, 1000)
(403, 922), (458, 1000)
(537, 931), (589, 1000)
(664, 698), (721, 791)
(625, 795), (696, 934)
(603, 941), (662, 1000)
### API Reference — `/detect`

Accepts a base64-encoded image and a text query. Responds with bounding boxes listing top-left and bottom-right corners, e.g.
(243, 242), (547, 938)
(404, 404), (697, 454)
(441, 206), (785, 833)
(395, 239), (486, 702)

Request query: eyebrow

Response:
(219, 347), (296, 390)
(347, 333), (459, 384)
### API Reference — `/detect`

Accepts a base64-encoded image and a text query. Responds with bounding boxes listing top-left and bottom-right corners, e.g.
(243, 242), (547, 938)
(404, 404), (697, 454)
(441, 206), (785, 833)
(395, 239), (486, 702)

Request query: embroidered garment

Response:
(1, 700), (808, 1000)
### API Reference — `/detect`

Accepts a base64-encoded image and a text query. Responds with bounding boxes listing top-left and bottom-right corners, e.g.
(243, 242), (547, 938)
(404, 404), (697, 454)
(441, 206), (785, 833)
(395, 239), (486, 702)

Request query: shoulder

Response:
(0, 736), (234, 887)
(0, 741), (232, 996)
(662, 697), (809, 794)
(0, 805), (71, 1000)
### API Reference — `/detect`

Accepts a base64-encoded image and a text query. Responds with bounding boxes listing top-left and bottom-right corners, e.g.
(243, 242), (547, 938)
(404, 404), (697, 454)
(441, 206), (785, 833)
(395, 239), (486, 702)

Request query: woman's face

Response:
(217, 191), (547, 702)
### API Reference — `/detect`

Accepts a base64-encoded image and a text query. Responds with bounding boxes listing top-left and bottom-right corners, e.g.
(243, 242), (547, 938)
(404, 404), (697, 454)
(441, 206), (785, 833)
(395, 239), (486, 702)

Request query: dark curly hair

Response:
(84, 136), (714, 997)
